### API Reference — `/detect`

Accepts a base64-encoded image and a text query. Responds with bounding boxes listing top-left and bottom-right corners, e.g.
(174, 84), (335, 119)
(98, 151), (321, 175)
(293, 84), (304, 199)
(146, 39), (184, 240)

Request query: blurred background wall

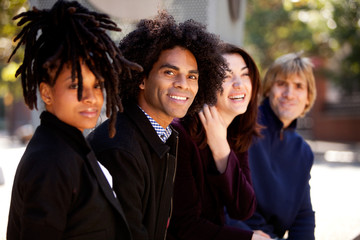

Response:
(1, 0), (360, 143)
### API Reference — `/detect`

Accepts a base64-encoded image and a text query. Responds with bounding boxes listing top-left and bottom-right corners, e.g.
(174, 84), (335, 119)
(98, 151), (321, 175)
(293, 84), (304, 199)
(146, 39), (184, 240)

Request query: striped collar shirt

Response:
(138, 106), (172, 143)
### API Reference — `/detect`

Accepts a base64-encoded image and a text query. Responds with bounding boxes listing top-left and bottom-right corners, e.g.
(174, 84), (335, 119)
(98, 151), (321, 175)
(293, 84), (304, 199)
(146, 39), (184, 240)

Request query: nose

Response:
(82, 86), (97, 104)
(232, 76), (243, 89)
(174, 75), (189, 89)
(283, 85), (294, 98)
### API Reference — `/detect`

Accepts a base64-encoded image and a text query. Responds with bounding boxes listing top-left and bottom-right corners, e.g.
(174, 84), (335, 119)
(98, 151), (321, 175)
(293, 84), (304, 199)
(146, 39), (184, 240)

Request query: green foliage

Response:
(244, 0), (360, 94)
(329, 0), (360, 93)
(0, 0), (28, 99)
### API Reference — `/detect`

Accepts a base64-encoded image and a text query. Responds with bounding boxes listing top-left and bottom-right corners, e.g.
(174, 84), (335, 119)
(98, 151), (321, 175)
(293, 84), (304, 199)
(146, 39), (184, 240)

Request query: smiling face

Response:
(40, 62), (104, 132)
(216, 53), (252, 125)
(138, 46), (199, 127)
(268, 73), (309, 128)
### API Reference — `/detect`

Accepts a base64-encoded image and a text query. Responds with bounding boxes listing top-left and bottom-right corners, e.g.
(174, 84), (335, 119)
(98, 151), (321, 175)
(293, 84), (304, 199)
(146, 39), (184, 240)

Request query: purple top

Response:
(167, 120), (256, 240)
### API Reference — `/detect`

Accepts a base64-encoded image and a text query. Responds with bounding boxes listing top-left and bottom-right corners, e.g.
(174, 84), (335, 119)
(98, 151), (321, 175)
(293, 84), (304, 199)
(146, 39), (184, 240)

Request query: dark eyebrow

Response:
(189, 70), (199, 75)
(160, 64), (199, 75)
(241, 66), (248, 71)
(160, 64), (179, 71)
(227, 66), (247, 74)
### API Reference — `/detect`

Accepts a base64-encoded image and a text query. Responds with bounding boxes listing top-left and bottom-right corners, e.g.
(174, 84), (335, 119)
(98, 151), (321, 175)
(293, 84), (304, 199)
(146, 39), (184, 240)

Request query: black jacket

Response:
(7, 111), (131, 240)
(88, 101), (178, 240)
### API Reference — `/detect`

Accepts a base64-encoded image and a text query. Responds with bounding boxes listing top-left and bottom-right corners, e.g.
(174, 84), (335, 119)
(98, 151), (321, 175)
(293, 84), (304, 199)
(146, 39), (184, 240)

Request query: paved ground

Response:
(0, 139), (24, 240)
(311, 163), (360, 240)
(307, 140), (360, 239)
(1, 133), (360, 240)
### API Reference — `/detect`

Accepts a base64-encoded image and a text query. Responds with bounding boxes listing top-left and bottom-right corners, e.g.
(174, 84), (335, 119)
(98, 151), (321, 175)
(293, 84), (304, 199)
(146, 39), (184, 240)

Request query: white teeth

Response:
(230, 94), (245, 100)
(170, 95), (187, 101)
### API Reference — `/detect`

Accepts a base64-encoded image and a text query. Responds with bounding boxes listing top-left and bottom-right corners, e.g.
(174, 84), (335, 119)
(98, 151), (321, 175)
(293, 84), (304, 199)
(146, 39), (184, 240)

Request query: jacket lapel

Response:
(86, 150), (129, 224)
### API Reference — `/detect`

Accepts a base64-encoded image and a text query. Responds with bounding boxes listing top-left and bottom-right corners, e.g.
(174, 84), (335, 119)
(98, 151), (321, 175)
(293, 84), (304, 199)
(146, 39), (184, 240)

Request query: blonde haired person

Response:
(227, 52), (316, 240)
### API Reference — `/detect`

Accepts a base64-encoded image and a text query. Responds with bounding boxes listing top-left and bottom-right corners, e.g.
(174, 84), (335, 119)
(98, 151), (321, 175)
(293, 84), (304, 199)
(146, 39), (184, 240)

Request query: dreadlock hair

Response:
(119, 11), (227, 114)
(182, 43), (262, 153)
(8, 0), (142, 137)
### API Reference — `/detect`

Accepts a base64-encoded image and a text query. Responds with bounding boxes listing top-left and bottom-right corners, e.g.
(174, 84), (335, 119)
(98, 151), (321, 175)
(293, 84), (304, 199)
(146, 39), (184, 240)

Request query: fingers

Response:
(198, 108), (206, 125)
(201, 104), (218, 119)
(199, 104), (210, 125)
(202, 104), (212, 119)
(198, 104), (222, 126)
(208, 105), (219, 120)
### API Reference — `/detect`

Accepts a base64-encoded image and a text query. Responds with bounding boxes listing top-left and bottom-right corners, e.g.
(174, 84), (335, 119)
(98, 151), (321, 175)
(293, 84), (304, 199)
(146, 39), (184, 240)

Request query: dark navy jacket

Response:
(238, 98), (315, 239)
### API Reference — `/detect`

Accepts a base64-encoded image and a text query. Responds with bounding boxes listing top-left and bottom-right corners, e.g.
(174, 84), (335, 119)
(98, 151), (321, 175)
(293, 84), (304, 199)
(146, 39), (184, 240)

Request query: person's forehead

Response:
(276, 72), (307, 84)
(156, 46), (197, 68)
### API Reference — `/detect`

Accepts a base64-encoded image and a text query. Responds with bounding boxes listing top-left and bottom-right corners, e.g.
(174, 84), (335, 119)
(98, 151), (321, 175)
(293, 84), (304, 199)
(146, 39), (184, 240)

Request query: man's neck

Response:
(137, 104), (172, 128)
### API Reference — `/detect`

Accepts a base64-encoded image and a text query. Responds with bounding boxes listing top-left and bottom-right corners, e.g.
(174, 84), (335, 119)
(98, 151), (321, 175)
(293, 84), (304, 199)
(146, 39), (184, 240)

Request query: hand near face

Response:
(199, 104), (230, 174)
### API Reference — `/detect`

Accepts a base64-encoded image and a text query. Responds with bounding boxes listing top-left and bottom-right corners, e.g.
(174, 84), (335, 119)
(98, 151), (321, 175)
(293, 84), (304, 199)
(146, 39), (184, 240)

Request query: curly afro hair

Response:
(119, 11), (227, 115)
(9, 0), (142, 137)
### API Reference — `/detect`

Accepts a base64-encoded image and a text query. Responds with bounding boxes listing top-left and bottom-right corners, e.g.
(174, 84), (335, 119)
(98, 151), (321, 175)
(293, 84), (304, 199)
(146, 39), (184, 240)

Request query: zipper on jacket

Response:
(162, 152), (170, 240)
(164, 198), (173, 240)
(164, 136), (178, 240)
(280, 128), (284, 140)
(173, 136), (178, 182)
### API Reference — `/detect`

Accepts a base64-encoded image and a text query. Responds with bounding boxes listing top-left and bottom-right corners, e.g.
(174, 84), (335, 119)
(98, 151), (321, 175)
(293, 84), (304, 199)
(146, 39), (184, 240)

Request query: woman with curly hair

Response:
(6, 1), (141, 239)
(87, 11), (227, 240)
(167, 44), (271, 240)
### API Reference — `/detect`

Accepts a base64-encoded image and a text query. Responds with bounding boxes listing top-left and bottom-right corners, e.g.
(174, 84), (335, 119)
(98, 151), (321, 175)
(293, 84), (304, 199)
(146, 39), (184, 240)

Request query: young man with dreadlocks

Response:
(87, 11), (227, 240)
(7, 1), (141, 239)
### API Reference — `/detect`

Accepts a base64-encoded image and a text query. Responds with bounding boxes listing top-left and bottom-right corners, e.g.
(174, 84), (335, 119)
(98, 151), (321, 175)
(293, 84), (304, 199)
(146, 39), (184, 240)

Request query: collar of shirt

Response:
(138, 106), (172, 143)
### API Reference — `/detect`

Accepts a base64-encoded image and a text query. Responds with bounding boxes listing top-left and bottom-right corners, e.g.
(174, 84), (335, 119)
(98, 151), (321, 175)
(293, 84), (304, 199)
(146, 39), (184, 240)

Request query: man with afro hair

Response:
(88, 11), (227, 240)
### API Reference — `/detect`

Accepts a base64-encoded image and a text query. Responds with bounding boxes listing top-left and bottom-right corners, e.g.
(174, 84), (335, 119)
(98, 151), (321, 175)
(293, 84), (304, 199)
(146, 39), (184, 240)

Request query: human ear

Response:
(39, 82), (53, 105)
(139, 78), (146, 90)
(264, 89), (271, 98)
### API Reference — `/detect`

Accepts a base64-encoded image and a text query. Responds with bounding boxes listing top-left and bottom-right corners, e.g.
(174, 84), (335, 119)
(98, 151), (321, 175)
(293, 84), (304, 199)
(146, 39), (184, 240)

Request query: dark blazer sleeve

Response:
(12, 151), (75, 240)
(169, 126), (253, 240)
(96, 148), (150, 240)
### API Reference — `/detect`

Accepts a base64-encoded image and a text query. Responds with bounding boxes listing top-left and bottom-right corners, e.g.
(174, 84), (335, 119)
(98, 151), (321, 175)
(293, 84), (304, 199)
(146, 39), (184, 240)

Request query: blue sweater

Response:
(236, 98), (315, 239)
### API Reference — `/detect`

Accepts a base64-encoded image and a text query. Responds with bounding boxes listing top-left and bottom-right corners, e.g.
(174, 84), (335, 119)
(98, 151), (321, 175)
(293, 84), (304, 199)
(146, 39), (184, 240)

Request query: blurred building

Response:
(311, 59), (360, 143)
(6, 0), (360, 144)
(297, 57), (360, 143)
(29, 0), (247, 45)
(8, 0), (247, 137)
